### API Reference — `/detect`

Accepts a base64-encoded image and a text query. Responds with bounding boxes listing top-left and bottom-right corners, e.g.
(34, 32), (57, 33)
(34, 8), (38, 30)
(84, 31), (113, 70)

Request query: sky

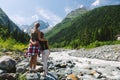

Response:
(0, 0), (120, 27)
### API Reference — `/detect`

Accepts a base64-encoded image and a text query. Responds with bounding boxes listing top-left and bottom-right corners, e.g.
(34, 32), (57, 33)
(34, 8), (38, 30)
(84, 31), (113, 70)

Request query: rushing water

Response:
(49, 50), (120, 79)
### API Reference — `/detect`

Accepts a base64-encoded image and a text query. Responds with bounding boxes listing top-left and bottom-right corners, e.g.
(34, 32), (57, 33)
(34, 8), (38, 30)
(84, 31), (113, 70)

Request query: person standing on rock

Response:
(27, 22), (45, 72)
(39, 32), (50, 76)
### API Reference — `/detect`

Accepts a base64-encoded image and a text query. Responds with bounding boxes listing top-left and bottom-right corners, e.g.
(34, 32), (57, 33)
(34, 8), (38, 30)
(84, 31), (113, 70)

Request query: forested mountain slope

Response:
(46, 5), (120, 48)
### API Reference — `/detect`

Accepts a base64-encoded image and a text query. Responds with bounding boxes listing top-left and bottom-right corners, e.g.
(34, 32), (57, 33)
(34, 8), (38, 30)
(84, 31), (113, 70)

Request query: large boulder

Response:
(0, 73), (16, 80)
(0, 56), (16, 72)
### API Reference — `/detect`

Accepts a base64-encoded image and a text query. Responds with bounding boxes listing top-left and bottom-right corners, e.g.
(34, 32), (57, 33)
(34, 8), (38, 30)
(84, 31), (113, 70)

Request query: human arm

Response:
(30, 39), (37, 45)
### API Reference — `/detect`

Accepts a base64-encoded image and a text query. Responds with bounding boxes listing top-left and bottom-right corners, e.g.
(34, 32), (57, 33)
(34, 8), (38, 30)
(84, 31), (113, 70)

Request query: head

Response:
(40, 32), (44, 38)
(34, 22), (40, 29)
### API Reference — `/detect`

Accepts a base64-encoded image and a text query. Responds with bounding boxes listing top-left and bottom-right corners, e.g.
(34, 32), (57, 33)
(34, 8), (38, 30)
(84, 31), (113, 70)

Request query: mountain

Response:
(0, 8), (22, 32)
(66, 7), (88, 19)
(20, 20), (49, 34)
(46, 5), (120, 48)
(19, 25), (29, 32)
(45, 7), (88, 39)
(0, 8), (29, 42)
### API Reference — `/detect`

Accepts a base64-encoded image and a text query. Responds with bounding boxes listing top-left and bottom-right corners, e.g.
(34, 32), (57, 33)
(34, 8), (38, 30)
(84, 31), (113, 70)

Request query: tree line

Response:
(0, 25), (29, 43)
(46, 5), (120, 49)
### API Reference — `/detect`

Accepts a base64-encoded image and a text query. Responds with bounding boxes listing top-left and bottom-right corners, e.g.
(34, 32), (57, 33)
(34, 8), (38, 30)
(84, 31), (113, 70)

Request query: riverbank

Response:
(69, 44), (120, 61)
(49, 49), (120, 80)
(0, 44), (120, 80)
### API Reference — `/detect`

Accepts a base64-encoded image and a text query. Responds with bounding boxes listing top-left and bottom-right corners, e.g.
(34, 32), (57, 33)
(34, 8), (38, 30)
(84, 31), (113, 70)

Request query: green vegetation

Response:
(16, 73), (26, 80)
(46, 5), (120, 49)
(0, 25), (29, 51)
(0, 25), (30, 43)
(0, 37), (28, 51)
(83, 40), (120, 49)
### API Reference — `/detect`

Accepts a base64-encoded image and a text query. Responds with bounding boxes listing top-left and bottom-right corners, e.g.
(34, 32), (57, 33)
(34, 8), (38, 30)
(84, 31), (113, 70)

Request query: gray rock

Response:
(16, 60), (29, 73)
(0, 73), (16, 80)
(0, 56), (16, 72)
(26, 73), (41, 80)
(44, 72), (58, 80)
(0, 69), (7, 74)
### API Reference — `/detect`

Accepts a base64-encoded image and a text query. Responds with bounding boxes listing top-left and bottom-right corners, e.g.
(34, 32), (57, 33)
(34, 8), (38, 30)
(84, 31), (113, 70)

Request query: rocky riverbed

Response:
(0, 44), (120, 80)
(49, 49), (120, 80)
(69, 44), (120, 61)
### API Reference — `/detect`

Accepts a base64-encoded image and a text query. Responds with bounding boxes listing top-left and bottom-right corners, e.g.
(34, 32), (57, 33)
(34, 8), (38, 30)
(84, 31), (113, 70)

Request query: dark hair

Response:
(40, 32), (44, 38)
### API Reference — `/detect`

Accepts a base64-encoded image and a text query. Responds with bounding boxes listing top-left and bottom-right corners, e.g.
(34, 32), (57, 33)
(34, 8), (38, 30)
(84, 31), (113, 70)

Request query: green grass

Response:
(85, 40), (120, 49)
(15, 73), (26, 80)
(1, 36), (120, 53)
(49, 40), (120, 49)
(0, 37), (28, 52)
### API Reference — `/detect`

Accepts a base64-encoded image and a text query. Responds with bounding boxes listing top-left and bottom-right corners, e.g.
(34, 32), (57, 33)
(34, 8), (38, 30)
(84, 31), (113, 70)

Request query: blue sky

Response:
(0, 0), (120, 27)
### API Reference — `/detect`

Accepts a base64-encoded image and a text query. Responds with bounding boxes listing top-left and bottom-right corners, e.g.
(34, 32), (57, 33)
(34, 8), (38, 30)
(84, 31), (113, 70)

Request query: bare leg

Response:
(33, 54), (37, 69)
(30, 56), (34, 69)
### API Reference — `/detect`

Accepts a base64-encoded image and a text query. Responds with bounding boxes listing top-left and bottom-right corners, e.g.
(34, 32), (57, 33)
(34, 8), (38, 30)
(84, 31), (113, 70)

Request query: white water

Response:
(49, 50), (120, 79)
(50, 50), (120, 67)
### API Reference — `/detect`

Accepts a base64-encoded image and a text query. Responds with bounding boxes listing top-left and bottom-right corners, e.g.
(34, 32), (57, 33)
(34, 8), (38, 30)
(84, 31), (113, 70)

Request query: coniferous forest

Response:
(0, 25), (29, 43)
(46, 5), (120, 48)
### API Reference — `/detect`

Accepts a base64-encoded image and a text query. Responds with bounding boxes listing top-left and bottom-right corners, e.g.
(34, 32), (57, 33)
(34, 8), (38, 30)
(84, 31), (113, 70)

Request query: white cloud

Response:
(9, 8), (62, 26)
(31, 14), (39, 21)
(64, 7), (73, 14)
(92, 0), (100, 6)
(10, 14), (39, 26)
(37, 8), (62, 26)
